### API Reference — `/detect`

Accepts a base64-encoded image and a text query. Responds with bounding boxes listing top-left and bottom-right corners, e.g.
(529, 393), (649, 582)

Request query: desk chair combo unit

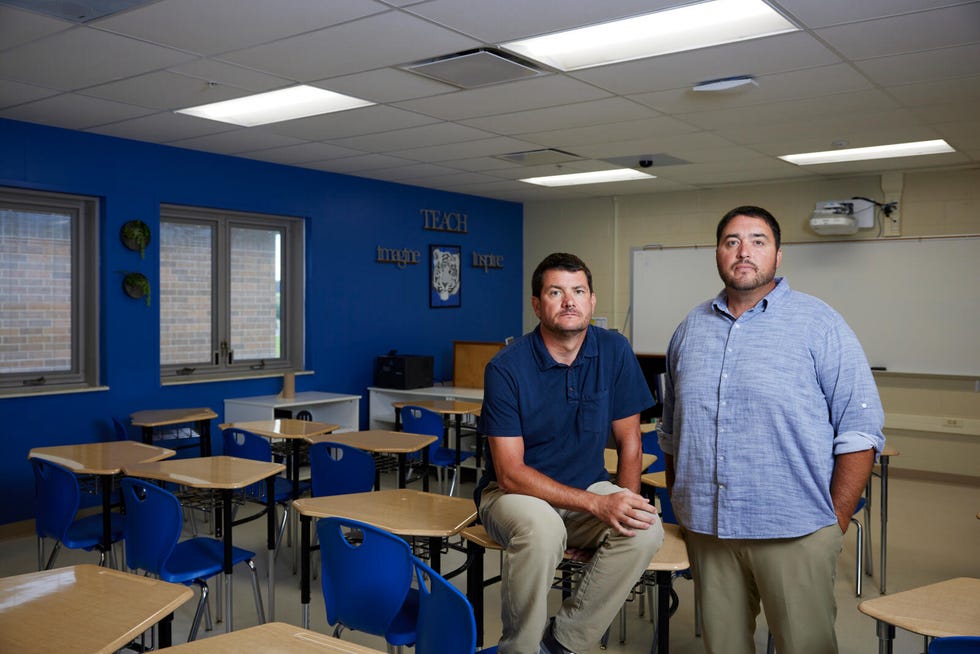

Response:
(318, 516), (497, 654)
(400, 404), (474, 496)
(222, 428), (302, 558)
(29, 457), (125, 570)
(119, 477), (265, 641)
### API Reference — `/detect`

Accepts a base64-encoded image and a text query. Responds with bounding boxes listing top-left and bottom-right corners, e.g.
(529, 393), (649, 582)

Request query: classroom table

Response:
(124, 455), (284, 630)
(220, 419), (339, 500)
(28, 440), (176, 562)
(0, 564), (193, 652)
(858, 577), (980, 654)
(293, 488), (477, 629)
(305, 429), (437, 490)
(131, 406), (218, 456)
(603, 447), (657, 476)
(162, 621), (387, 653)
(393, 398), (482, 492)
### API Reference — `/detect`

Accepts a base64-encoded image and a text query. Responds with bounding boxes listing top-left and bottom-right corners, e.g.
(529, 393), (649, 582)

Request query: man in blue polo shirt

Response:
(477, 252), (663, 654)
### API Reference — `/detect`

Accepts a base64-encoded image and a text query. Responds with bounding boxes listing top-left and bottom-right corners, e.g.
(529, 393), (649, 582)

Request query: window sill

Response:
(0, 385), (110, 400)
(160, 370), (313, 387)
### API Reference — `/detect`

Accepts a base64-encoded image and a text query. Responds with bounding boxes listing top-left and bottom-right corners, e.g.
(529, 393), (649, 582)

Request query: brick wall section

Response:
(160, 223), (279, 366)
(0, 214), (72, 373)
(230, 227), (278, 360)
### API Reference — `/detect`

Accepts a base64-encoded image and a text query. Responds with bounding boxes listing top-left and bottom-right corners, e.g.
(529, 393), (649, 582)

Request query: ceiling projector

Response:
(809, 199), (875, 235)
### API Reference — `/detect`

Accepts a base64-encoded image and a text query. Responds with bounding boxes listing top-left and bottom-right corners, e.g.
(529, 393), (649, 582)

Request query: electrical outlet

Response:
(942, 417), (964, 429)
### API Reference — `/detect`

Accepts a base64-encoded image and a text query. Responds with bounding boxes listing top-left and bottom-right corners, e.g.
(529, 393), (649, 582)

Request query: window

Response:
(0, 186), (99, 395)
(160, 204), (304, 382)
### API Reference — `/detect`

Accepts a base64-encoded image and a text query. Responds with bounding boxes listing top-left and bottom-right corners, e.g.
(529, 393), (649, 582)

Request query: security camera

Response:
(638, 159), (653, 168)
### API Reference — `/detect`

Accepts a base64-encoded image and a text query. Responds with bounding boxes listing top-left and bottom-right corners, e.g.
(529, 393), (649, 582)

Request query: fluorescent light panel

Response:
(501, 0), (797, 71)
(520, 169), (654, 187)
(175, 85), (374, 127)
(780, 139), (955, 165)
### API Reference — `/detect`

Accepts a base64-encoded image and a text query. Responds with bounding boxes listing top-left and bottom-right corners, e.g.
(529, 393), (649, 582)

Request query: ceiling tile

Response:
(94, 0), (389, 56)
(388, 135), (543, 163)
(80, 71), (252, 110)
(394, 75), (610, 121)
(266, 105), (439, 141)
(0, 93), (155, 129)
(166, 129), (306, 155)
(316, 68), (456, 104)
(460, 97), (659, 135)
(237, 141), (364, 165)
(814, 4), (980, 60)
(0, 27), (195, 90)
(0, 79), (60, 108)
(854, 43), (980, 86)
(220, 10), (480, 82)
(0, 5), (72, 49)
(86, 111), (237, 142)
(329, 121), (496, 152)
(166, 60), (293, 93)
(771, 0), (975, 28)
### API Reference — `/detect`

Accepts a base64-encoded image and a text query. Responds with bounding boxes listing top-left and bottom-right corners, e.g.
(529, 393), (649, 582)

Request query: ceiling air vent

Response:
(401, 47), (549, 89)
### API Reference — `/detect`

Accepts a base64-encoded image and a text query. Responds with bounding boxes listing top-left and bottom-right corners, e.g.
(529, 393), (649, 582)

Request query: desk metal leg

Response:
(158, 612), (175, 648)
(222, 490), (233, 633)
(199, 418), (212, 457)
(301, 514), (312, 629)
(429, 536), (442, 574)
(876, 620), (895, 654)
(266, 477), (276, 621)
(422, 447), (430, 493)
(453, 414), (462, 495)
(99, 476), (114, 568)
(649, 571), (672, 654)
(880, 455), (890, 594)
(466, 541), (487, 648)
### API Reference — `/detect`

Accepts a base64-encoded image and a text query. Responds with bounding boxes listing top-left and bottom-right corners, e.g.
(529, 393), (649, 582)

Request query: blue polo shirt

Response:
(477, 325), (653, 499)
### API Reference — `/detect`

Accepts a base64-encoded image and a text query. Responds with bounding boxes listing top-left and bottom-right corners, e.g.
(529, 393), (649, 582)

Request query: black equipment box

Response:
(374, 354), (434, 389)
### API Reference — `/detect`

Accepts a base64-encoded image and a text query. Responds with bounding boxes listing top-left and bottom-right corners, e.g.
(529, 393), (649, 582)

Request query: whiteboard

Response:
(631, 236), (980, 376)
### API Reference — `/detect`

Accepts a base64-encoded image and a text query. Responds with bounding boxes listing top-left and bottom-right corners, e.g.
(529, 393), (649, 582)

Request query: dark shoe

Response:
(539, 619), (576, 654)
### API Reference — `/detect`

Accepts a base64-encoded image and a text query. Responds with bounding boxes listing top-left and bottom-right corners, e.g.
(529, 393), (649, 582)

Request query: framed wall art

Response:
(429, 244), (461, 308)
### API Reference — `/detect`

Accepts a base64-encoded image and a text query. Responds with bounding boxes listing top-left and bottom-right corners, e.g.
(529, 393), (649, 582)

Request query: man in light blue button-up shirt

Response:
(658, 206), (884, 654)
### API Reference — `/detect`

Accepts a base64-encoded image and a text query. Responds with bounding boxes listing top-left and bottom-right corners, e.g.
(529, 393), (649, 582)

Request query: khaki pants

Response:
(686, 524), (845, 654)
(479, 481), (664, 654)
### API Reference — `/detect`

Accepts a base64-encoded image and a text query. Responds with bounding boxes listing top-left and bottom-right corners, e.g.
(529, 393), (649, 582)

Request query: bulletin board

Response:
(453, 341), (506, 388)
(630, 236), (980, 376)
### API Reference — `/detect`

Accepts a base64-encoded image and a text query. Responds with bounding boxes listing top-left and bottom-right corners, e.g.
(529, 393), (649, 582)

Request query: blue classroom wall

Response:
(0, 118), (523, 526)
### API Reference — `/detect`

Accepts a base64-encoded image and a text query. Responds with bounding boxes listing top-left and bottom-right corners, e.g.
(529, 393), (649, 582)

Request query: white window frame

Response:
(0, 186), (99, 396)
(159, 204), (305, 383)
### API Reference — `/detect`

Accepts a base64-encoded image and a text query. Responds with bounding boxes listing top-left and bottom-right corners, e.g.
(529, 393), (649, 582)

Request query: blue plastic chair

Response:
(308, 442), (376, 498)
(401, 404), (474, 496)
(113, 417), (135, 441)
(641, 431), (676, 524)
(414, 557), (498, 654)
(930, 637), (980, 653)
(120, 477), (265, 641)
(222, 427), (300, 550)
(318, 516), (418, 650)
(30, 457), (124, 570)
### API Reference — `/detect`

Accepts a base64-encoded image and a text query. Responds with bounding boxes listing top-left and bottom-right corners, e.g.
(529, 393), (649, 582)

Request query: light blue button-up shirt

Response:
(658, 278), (884, 539)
